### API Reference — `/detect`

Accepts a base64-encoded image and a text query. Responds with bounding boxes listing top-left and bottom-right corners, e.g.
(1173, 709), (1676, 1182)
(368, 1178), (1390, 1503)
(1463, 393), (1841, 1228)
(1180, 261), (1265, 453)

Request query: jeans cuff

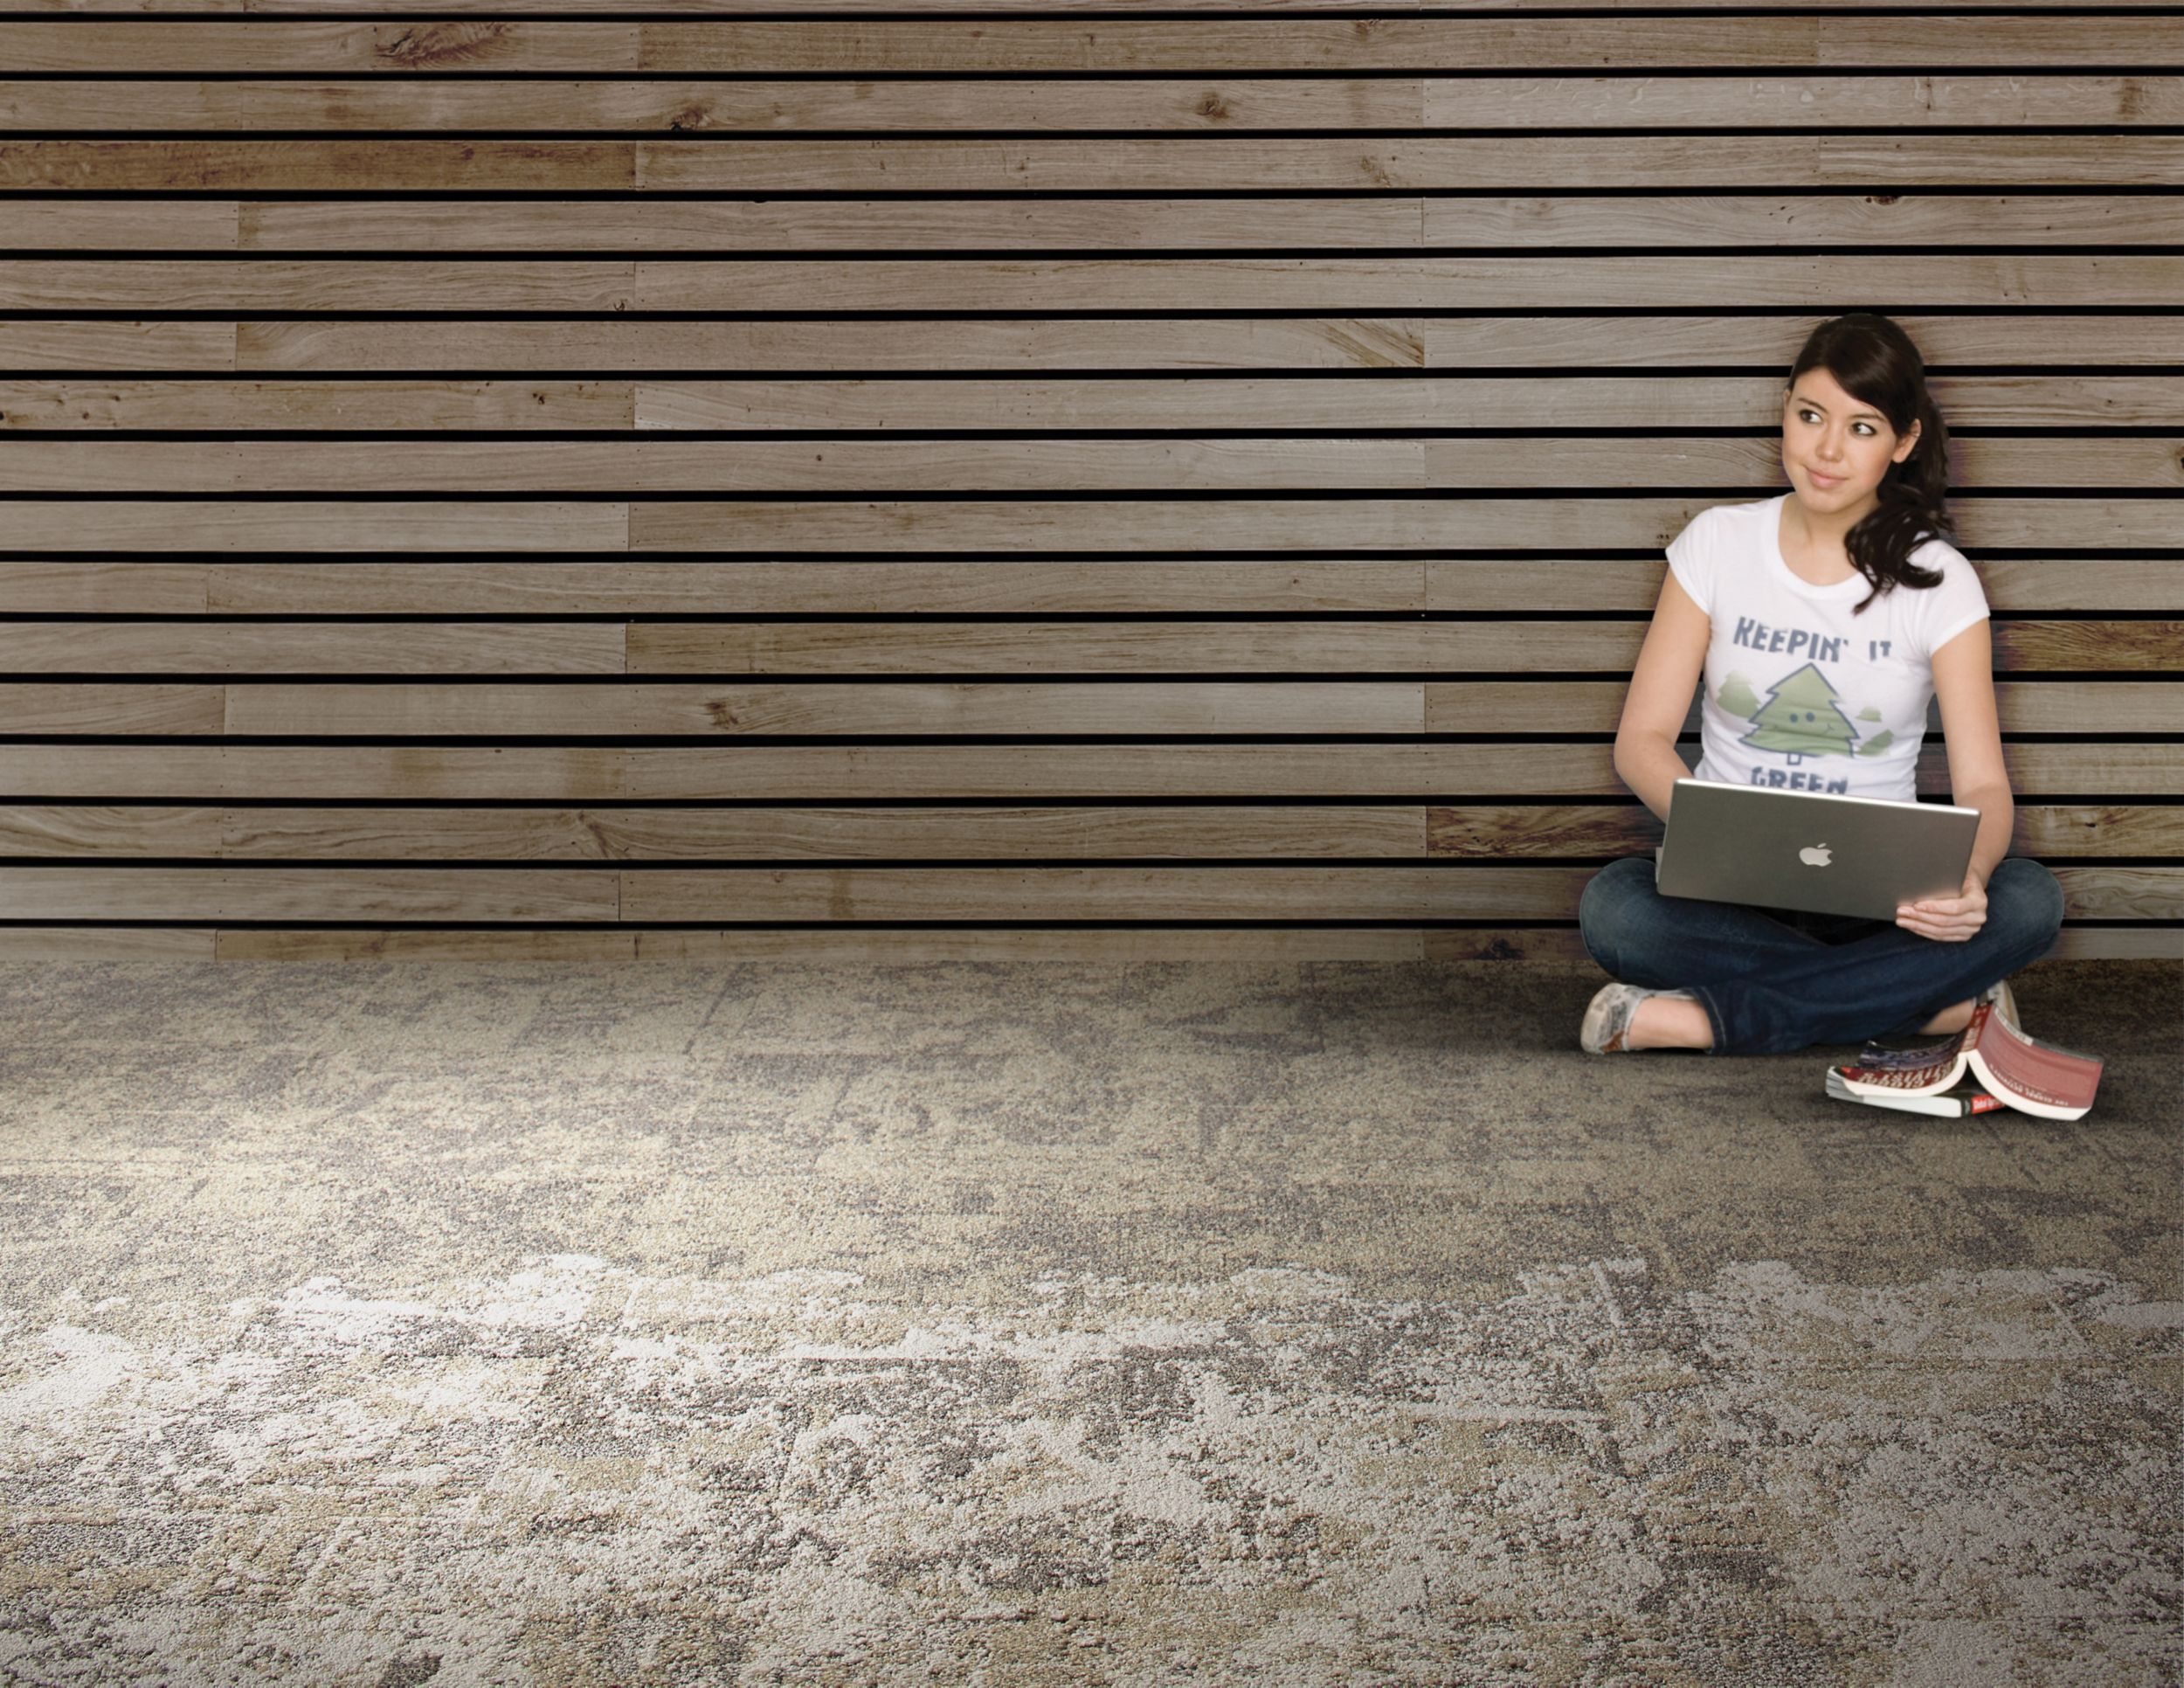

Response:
(1689, 986), (1729, 1056)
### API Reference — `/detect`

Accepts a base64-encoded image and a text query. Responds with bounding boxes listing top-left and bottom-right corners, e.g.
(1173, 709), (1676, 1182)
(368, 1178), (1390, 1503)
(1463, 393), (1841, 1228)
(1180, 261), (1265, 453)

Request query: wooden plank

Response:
(38, 555), (2163, 626)
(225, 926), (1434, 963)
(1994, 623), (2184, 671)
(2, 502), (627, 550)
(632, 373), (2184, 430)
(0, 380), (632, 429)
(0, 866), (619, 921)
(1421, 193), (2184, 248)
(1, 142), (636, 193)
(14, 136), (2176, 196)
(639, 248), (2184, 307)
(9, 376), (2182, 437)
(1430, 802), (2184, 861)
(622, 744), (2184, 802)
(214, 928), (639, 960)
(7, 682), (2177, 768)
(629, 498), (2184, 555)
(0, 202), (238, 249)
(0, 23), (642, 73)
(0, 924), (2155, 966)
(3, 623), (625, 675)
(2042, 929), (2184, 960)
(3, 860), (2161, 927)
(1964, 562), (2184, 616)
(601, 19), (2184, 74)
(615, 863), (1586, 922)
(217, 681), (1435, 737)
(237, 196), (1429, 252)
(0, 801), (2151, 863)
(624, 620), (1637, 675)
(1425, 73), (2184, 129)
(2056, 867), (2184, 920)
(231, 315), (2184, 374)
(12, 255), (2184, 318)
(200, 560), (1434, 616)
(206, 804), (1430, 860)
(0, 264), (636, 312)
(8, 436), (2176, 495)
(0, 684), (221, 735)
(0, 562), (207, 613)
(0, 438), (1434, 493)
(630, 137), (2184, 195)
(10, 77), (2184, 137)
(0, 322), (234, 372)
(3, 80), (1429, 136)
(2, 742), (2176, 801)
(0, 805), (223, 856)
(0, 745), (639, 799)
(624, 620), (2182, 678)
(0, 926), (214, 959)
(231, 192), (2184, 253)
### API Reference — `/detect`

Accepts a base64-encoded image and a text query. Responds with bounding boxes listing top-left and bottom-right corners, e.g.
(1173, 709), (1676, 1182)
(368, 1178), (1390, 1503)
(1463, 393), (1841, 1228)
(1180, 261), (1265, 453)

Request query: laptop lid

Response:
(1653, 779), (1980, 921)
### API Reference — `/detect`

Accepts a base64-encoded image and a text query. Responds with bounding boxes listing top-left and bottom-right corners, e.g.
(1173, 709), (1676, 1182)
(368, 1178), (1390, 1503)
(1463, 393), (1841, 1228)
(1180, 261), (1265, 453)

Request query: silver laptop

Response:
(1654, 779), (1980, 921)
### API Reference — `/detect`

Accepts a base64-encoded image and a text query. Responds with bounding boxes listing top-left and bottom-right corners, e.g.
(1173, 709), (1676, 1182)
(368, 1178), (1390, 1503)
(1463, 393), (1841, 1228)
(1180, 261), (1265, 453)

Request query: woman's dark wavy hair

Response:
(1786, 312), (1955, 616)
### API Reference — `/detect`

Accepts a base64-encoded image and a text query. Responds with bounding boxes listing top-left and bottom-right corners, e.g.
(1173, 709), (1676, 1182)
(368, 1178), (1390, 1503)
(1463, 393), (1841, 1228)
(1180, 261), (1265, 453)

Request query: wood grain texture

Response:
(12, 615), (2167, 676)
(3, 744), (2177, 802)
(226, 317), (2184, 374)
(12, 136), (2184, 196)
(3, 438), (2175, 494)
(0, 861), (2162, 924)
(6, 374), (2179, 435)
(3, 622), (625, 675)
(3, 10), (2176, 953)
(625, 499), (2184, 556)
(6, 78), (2183, 136)
(100, 558), (2150, 619)
(221, 194), (2184, 253)
(0, 926), (2153, 965)
(0, 803), (2166, 863)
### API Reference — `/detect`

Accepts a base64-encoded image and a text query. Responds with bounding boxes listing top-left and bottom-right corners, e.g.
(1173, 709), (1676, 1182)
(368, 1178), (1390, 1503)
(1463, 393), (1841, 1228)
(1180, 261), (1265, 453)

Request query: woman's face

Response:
(1780, 366), (1920, 516)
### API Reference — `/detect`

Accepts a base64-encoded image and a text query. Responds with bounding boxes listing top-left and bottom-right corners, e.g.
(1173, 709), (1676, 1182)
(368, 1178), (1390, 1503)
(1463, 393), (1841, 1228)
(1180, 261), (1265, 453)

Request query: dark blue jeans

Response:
(1577, 854), (2066, 1055)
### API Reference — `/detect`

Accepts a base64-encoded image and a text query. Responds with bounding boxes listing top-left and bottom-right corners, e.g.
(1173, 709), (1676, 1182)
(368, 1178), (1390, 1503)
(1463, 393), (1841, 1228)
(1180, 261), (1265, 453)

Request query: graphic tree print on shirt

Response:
(1717, 671), (1761, 718)
(1740, 662), (1860, 765)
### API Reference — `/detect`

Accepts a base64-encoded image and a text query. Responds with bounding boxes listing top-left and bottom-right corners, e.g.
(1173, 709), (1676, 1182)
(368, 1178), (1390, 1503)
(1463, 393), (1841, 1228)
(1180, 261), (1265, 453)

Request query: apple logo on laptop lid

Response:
(1799, 843), (1833, 868)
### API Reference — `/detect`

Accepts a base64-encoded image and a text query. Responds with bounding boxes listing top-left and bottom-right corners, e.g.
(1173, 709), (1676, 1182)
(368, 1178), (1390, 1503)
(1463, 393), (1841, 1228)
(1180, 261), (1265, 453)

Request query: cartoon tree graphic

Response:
(1717, 671), (1760, 718)
(1740, 662), (1859, 764)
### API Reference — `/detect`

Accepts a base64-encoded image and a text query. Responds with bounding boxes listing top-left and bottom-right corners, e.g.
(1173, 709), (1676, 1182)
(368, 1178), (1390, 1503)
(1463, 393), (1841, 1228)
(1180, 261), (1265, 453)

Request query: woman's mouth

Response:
(1807, 468), (1844, 488)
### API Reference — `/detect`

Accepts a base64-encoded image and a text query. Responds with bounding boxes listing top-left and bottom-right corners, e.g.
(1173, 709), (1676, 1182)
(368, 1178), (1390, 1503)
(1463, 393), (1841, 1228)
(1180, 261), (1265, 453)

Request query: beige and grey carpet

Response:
(1, 958), (2177, 1686)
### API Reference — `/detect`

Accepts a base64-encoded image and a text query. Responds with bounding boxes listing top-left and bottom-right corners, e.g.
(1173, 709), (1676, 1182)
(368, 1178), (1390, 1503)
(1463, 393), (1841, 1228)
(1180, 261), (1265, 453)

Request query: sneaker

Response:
(1580, 982), (1697, 1055)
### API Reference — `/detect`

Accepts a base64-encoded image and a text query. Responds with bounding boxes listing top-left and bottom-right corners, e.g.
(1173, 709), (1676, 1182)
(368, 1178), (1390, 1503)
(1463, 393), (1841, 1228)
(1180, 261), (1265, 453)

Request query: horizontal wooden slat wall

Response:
(2, 5), (2180, 963)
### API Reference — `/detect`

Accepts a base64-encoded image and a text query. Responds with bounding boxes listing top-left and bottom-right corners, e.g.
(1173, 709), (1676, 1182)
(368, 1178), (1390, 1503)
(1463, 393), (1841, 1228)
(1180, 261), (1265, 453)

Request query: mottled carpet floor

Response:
(0, 958), (2178, 1688)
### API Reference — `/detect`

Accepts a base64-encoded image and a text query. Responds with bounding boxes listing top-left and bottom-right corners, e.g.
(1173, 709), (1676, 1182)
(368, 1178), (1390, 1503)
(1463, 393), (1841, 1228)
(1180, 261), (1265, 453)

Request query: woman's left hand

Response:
(1897, 871), (1989, 942)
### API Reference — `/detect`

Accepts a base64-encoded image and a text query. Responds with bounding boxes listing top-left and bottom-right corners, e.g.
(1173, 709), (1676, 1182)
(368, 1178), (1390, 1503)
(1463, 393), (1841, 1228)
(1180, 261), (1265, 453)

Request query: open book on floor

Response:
(1827, 1001), (2104, 1121)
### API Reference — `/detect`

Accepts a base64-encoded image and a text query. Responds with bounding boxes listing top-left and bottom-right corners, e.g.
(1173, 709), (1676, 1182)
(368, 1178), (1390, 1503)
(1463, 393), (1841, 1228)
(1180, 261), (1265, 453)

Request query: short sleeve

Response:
(1664, 508), (1715, 618)
(1913, 540), (1990, 661)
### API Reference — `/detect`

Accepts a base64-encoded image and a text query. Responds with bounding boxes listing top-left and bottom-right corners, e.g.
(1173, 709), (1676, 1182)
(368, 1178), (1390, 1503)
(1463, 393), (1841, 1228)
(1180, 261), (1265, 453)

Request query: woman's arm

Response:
(1896, 616), (2012, 942)
(1930, 617), (2013, 888)
(1612, 566), (1711, 823)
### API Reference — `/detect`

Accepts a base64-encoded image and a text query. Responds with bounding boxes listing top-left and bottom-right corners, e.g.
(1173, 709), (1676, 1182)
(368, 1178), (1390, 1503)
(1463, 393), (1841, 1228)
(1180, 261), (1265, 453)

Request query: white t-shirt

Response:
(1664, 493), (1991, 804)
